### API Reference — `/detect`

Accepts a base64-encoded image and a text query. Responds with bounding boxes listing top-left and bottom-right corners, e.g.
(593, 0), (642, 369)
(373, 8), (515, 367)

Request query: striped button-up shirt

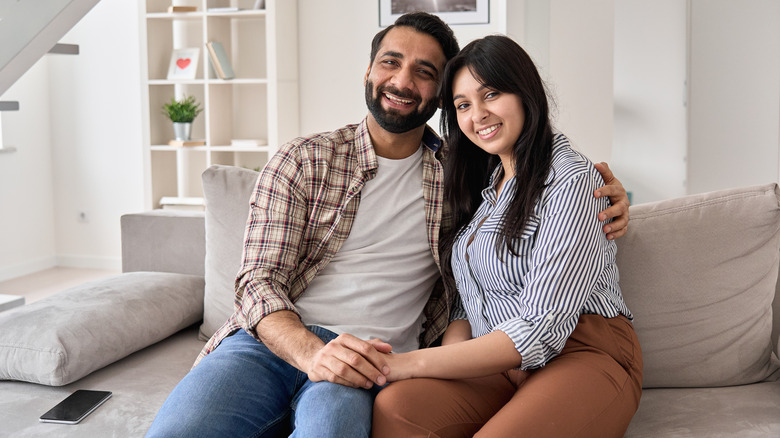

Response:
(451, 134), (632, 370)
(196, 118), (453, 365)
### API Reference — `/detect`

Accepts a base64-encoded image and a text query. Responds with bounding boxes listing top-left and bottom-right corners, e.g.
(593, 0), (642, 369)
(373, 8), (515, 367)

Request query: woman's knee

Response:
(373, 380), (438, 437)
(373, 377), (509, 438)
(374, 380), (432, 420)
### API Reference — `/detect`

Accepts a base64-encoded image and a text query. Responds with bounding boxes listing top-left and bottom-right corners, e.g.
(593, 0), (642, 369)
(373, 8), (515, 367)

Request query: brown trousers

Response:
(372, 314), (643, 438)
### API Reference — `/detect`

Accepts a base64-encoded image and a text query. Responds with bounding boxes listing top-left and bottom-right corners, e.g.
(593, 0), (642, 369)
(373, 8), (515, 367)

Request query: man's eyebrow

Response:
(379, 50), (439, 75)
(381, 50), (404, 59)
(417, 59), (439, 74)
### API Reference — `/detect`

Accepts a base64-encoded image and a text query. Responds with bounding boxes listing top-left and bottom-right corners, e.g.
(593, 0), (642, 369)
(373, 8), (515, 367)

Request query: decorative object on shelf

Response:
(206, 41), (235, 79)
(167, 5), (197, 13)
(162, 95), (202, 140)
(253, 0), (265, 9)
(167, 48), (199, 80)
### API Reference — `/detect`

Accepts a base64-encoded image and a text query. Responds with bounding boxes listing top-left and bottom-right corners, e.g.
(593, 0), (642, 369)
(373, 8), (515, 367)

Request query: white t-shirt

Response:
(295, 146), (440, 352)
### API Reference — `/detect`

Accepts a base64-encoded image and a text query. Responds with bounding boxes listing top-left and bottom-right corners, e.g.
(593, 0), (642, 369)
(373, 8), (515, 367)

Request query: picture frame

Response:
(379, 0), (489, 26)
(167, 48), (200, 80)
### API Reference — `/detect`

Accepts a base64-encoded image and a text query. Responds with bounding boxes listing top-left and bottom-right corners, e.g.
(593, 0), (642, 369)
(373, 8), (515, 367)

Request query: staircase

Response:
(0, 0), (99, 151)
(0, 0), (99, 96)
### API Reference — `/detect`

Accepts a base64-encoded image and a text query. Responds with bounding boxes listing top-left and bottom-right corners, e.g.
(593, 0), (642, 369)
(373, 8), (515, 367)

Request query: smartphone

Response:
(39, 390), (112, 424)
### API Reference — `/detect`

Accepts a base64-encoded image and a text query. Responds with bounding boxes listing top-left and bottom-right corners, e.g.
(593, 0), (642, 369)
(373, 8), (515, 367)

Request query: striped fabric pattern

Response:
(450, 134), (632, 370)
(196, 119), (451, 365)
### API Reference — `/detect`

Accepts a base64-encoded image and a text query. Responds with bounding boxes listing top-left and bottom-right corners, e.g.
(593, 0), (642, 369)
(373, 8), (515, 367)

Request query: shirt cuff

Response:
(242, 282), (299, 335)
(494, 313), (558, 370)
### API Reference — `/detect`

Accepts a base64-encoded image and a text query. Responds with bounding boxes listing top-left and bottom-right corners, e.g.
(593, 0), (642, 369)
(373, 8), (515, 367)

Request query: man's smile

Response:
(382, 91), (418, 112)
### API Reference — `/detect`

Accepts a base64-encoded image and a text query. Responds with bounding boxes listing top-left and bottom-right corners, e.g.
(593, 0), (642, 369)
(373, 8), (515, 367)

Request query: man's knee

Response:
(292, 381), (376, 437)
(297, 381), (376, 413)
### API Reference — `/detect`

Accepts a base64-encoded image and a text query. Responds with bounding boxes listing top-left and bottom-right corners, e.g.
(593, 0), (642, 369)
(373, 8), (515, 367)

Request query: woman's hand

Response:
(377, 332), (523, 382)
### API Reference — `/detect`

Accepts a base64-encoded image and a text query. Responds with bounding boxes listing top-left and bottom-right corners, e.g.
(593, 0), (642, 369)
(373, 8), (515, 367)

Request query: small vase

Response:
(173, 122), (192, 141)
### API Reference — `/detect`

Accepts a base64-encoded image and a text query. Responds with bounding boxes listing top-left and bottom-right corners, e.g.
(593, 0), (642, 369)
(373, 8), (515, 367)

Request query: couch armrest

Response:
(121, 210), (205, 276)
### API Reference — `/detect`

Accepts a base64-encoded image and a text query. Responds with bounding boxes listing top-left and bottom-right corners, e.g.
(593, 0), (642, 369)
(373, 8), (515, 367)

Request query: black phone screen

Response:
(39, 390), (112, 424)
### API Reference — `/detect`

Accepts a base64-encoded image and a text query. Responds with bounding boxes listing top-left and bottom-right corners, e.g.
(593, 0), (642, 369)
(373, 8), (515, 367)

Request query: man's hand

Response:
(594, 162), (629, 240)
(255, 311), (392, 389)
(305, 334), (393, 389)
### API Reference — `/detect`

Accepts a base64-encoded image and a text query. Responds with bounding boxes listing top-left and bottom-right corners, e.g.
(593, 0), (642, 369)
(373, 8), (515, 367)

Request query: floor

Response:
(0, 267), (121, 304)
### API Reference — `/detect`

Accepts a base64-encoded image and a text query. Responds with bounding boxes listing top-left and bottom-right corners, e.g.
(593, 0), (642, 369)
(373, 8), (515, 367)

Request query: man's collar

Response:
(355, 119), (379, 173)
(355, 118), (442, 173)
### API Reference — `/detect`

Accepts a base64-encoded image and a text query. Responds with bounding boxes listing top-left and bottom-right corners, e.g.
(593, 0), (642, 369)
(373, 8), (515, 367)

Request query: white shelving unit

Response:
(139, 0), (299, 209)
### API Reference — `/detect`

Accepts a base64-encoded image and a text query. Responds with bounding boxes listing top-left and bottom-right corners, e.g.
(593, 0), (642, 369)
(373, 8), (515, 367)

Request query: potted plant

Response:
(162, 95), (202, 140)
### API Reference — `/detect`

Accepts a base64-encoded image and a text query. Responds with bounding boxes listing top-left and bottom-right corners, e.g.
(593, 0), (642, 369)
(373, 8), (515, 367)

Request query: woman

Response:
(371, 35), (643, 437)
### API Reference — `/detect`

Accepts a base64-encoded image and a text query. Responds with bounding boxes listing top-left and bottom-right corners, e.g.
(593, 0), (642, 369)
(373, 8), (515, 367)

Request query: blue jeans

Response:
(146, 326), (382, 438)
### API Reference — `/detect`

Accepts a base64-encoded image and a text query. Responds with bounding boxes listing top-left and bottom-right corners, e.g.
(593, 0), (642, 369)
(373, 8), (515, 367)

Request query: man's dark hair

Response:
(370, 12), (460, 64)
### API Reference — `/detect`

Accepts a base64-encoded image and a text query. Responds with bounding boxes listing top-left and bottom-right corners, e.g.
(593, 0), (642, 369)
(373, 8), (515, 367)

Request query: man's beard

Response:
(365, 81), (438, 134)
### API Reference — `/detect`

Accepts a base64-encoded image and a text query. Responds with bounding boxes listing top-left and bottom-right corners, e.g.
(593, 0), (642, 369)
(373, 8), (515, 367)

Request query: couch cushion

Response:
(617, 183), (780, 388)
(199, 165), (260, 340)
(0, 272), (204, 386)
(625, 380), (780, 437)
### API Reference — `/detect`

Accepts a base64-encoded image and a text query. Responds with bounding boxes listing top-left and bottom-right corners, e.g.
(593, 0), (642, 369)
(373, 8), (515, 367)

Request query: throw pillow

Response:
(617, 183), (780, 388)
(0, 272), (204, 386)
(199, 165), (259, 340)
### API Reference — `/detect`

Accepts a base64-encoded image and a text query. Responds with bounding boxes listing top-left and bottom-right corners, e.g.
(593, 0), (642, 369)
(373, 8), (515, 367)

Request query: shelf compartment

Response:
(150, 84), (206, 146)
(206, 82), (268, 147)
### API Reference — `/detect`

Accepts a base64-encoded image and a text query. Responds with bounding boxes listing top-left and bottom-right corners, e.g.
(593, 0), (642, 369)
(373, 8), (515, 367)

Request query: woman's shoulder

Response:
(547, 133), (595, 185)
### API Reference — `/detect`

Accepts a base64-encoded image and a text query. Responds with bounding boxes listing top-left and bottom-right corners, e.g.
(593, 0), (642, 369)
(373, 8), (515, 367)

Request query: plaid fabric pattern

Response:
(195, 119), (451, 366)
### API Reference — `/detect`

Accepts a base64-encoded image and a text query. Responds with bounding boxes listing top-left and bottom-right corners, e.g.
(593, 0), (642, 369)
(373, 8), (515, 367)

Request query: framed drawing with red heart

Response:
(167, 48), (200, 80)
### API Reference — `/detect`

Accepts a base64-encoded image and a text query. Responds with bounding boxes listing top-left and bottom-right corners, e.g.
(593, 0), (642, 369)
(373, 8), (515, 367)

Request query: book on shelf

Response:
(230, 138), (267, 147)
(167, 6), (197, 13)
(168, 139), (206, 147)
(206, 41), (235, 80)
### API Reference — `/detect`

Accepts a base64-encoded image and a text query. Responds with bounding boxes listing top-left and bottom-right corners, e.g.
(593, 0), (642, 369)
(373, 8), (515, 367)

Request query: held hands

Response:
(594, 162), (630, 240)
(305, 334), (393, 389)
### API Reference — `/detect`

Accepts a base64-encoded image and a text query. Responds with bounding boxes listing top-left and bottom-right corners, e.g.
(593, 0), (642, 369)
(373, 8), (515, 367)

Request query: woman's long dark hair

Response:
(439, 35), (554, 291)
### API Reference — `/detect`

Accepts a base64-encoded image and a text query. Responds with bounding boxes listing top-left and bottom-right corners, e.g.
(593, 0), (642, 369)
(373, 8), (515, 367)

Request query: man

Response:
(147, 12), (629, 438)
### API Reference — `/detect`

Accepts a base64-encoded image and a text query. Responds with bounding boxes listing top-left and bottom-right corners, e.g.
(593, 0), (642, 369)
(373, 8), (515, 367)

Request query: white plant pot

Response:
(173, 122), (192, 141)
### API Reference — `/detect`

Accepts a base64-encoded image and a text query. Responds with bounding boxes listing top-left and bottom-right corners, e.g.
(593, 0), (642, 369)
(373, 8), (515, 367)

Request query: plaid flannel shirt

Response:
(195, 118), (453, 366)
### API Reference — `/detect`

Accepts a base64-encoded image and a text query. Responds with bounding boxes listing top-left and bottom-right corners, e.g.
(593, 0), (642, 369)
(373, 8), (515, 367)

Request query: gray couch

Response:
(1, 165), (779, 437)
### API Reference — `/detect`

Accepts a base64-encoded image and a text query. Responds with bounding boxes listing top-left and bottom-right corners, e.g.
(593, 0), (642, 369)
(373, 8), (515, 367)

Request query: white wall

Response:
(0, 60), (58, 280)
(612, 0), (688, 204)
(47, 0), (145, 269)
(546, 0), (615, 163)
(687, 0), (780, 194)
(0, 0), (144, 280)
